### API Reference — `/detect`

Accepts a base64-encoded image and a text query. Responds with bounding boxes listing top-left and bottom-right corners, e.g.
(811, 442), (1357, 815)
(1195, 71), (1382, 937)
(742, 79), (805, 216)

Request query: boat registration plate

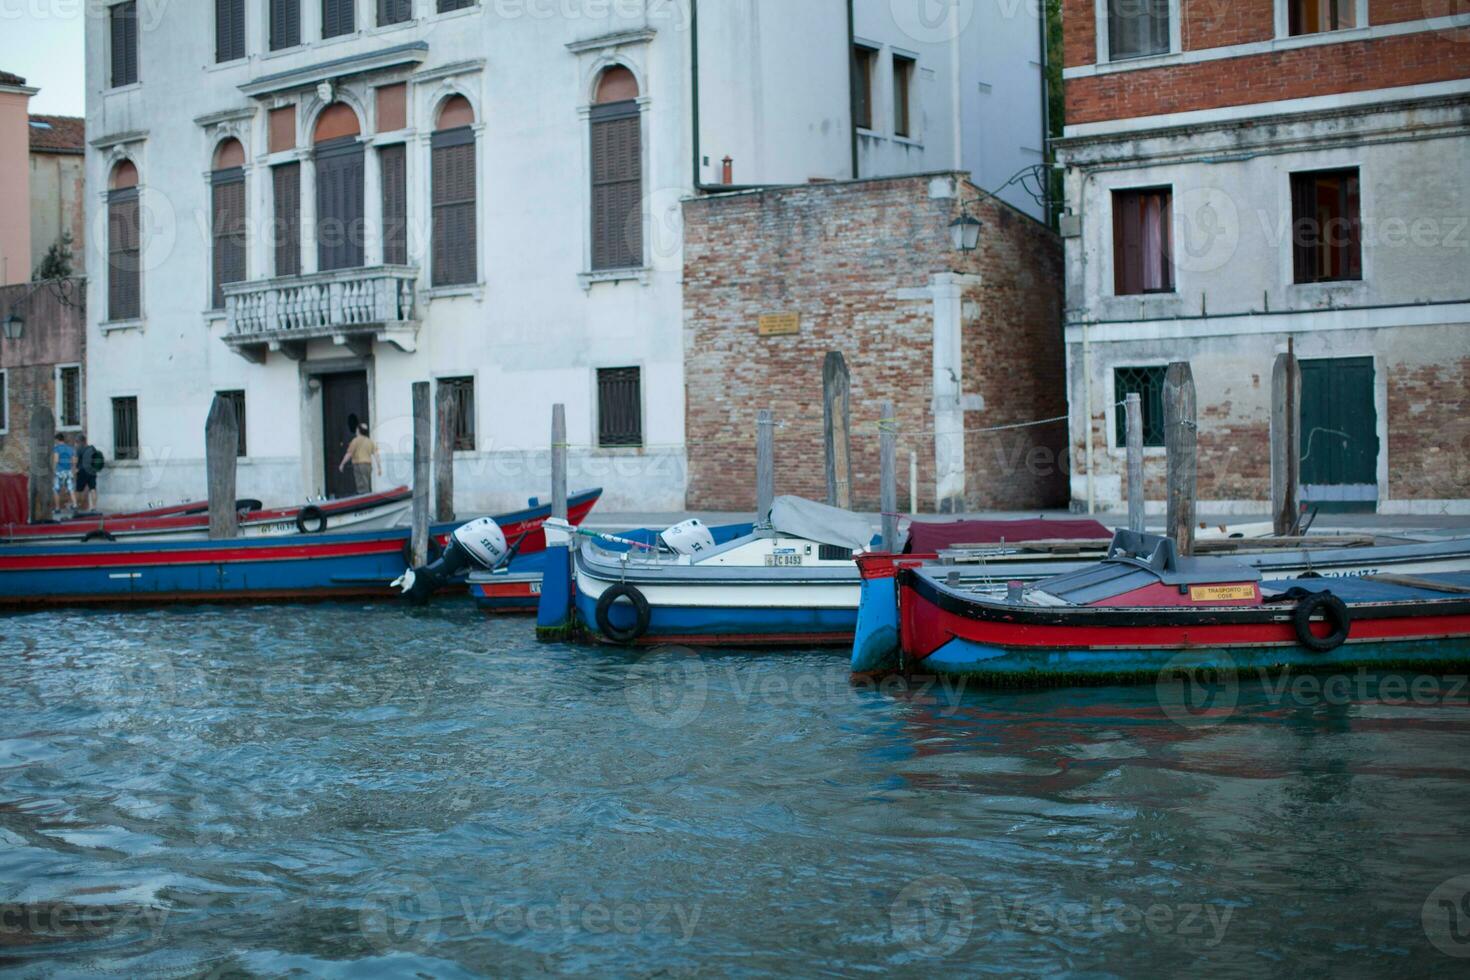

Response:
(1190, 584), (1256, 602)
(765, 554), (802, 567)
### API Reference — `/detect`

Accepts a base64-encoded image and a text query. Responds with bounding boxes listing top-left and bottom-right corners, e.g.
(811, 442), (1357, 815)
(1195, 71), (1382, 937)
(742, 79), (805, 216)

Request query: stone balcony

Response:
(222, 266), (420, 363)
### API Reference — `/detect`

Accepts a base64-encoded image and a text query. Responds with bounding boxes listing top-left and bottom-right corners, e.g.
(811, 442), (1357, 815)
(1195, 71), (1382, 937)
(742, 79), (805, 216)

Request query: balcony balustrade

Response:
(222, 265), (419, 362)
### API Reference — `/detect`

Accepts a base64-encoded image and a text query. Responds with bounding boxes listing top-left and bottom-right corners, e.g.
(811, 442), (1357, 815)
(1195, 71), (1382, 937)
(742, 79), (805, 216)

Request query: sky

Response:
(2, 4), (87, 115)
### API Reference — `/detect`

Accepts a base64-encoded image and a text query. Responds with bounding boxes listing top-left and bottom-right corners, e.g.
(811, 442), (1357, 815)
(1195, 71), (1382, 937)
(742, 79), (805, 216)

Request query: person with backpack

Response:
(76, 436), (105, 514)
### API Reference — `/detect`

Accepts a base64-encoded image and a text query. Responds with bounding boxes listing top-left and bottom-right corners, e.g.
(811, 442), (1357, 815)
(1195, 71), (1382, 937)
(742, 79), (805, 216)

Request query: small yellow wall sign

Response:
(1189, 584), (1258, 602)
(758, 313), (801, 336)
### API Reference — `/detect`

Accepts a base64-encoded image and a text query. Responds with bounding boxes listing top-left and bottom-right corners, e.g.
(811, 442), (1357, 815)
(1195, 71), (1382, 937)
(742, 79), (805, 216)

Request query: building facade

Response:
(82, 0), (1047, 513)
(29, 114), (87, 279)
(1056, 0), (1470, 515)
(0, 70), (37, 286)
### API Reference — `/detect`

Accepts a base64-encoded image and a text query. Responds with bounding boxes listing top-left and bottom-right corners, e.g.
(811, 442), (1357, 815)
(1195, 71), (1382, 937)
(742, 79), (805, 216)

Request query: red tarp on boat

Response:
(0, 475), (27, 526)
(904, 517), (1112, 554)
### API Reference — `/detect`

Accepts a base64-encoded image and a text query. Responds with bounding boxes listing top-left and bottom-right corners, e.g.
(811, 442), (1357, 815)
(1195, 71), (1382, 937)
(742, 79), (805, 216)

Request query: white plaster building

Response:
(83, 0), (1046, 512)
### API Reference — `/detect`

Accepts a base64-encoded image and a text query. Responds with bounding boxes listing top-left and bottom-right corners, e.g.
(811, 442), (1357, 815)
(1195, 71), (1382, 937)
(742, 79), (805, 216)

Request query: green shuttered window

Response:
(216, 0), (245, 62)
(110, 2), (138, 87)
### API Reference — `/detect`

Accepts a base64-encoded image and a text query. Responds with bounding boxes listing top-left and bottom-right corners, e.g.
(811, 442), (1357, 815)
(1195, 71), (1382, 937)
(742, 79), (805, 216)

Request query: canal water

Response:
(3, 602), (1470, 977)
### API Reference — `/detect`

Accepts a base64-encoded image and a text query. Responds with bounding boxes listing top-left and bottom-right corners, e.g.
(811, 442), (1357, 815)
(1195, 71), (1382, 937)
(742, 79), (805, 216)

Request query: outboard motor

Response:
(394, 517), (508, 605)
(659, 519), (716, 557)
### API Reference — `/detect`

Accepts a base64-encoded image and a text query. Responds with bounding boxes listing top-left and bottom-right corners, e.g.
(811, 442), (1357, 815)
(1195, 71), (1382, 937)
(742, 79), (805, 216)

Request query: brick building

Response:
(1056, 1), (1470, 515)
(0, 280), (88, 480)
(683, 173), (1065, 512)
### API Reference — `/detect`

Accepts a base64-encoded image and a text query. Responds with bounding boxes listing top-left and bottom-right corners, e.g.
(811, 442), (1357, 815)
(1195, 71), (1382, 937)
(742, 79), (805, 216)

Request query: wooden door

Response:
(321, 372), (369, 499)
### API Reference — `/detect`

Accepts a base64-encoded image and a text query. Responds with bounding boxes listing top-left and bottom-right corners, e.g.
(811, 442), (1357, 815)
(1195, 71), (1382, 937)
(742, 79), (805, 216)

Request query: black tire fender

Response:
(1293, 591), (1351, 653)
(595, 583), (652, 645)
(296, 505), (328, 535)
(82, 530), (117, 543)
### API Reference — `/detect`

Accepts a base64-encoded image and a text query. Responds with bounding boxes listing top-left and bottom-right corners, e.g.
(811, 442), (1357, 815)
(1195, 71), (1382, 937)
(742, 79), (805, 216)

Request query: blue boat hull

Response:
(573, 588), (858, 645)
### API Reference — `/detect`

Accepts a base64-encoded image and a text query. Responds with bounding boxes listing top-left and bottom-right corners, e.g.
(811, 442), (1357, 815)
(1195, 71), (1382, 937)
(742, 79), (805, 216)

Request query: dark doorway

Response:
(1301, 357), (1378, 513)
(321, 371), (369, 499)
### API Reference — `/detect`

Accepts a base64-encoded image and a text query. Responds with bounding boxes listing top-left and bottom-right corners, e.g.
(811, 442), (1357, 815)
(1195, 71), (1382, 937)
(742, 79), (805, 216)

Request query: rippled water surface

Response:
(4, 602), (1470, 977)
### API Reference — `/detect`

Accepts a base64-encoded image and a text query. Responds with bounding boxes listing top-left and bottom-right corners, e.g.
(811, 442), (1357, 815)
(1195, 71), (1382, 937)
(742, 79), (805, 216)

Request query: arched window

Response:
(314, 103), (365, 271)
(432, 95), (477, 286)
(211, 138), (246, 308)
(107, 160), (141, 321)
(590, 66), (642, 271)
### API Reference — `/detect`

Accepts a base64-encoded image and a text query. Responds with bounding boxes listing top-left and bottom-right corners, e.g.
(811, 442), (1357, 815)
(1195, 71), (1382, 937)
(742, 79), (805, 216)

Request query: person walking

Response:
(52, 433), (78, 513)
(76, 436), (104, 513)
(338, 423), (381, 496)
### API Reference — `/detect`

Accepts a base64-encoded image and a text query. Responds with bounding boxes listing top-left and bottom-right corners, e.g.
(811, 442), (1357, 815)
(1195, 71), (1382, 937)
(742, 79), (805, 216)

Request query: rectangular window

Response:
(57, 365), (82, 429)
(271, 0), (301, 50)
(1108, 0), (1171, 61)
(212, 168), (246, 308)
(316, 138), (366, 272)
(893, 54), (915, 139)
(438, 0), (476, 11)
(853, 45), (878, 130)
(1112, 187), (1173, 295)
(380, 144), (408, 266)
(0, 370), (8, 433)
(1292, 168), (1362, 284)
(218, 390), (247, 457)
(110, 1), (138, 87)
(431, 128), (477, 285)
(112, 397), (139, 462)
(1114, 367), (1167, 448)
(272, 163), (302, 278)
(216, 0), (245, 62)
(322, 0), (355, 38)
(379, 0), (413, 25)
(108, 187), (141, 321)
(1289, 0), (1356, 35)
(438, 377), (475, 452)
(590, 103), (642, 271)
(597, 367), (643, 449)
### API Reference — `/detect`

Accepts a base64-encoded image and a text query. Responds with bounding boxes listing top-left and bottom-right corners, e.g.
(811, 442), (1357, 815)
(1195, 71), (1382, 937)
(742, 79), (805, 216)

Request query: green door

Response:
(1300, 357), (1379, 513)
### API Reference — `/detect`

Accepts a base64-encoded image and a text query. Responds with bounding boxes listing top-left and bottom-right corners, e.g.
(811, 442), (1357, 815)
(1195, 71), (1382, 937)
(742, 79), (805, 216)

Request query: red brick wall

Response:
(682, 175), (1065, 512)
(1182, 0), (1274, 50)
(1388, 355), (1470, 500)
(1063, 0), (1097, 68)
(1068, 29), (1470, 123)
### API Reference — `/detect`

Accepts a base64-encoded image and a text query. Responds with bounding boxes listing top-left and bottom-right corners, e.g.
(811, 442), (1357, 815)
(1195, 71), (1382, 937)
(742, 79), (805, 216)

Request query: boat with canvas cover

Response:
(0, 488), (602, 606)
(886, 530), (1470, 685)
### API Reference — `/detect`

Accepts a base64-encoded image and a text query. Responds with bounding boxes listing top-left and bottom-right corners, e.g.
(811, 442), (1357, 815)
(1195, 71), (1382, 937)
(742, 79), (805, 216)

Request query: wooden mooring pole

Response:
(1163, 362), (1198, 557)
(411, 382), (431, 566)
(822, 352), (853, 510)
(434, 383), (455, 523)
(551, 403), (567, 522)
(756, 408), (775, 524)
(205, 394), (239, 540)
(1125, 392), (1145, 533)
(1271, 346), (1302, 536)
(880, 401), (898, 552)
(27, 406), (55, 523)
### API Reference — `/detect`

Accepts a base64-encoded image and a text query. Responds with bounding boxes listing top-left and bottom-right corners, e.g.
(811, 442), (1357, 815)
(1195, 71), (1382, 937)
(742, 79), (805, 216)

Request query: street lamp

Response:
(949, 210), (982, 253)
(1, 313), (22, 341)
(948, 163), (1056, 253)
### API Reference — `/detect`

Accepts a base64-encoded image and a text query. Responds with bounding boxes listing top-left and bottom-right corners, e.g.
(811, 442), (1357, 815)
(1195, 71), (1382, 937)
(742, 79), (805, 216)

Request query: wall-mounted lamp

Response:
(1, 313), (23, 341)
(949, 210), (982, 253)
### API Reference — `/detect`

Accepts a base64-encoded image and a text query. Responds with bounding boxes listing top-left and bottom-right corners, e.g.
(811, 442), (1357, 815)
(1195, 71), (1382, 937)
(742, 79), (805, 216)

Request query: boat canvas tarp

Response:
(904, 517), (1112, 554)
(770, 497), (879, 552)
(0, 475), (25, 526)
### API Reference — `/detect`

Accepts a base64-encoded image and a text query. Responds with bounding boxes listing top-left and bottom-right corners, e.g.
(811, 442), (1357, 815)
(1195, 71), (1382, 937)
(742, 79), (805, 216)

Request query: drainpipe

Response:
(847, 0), (858, 179)
(689, 0), (768, 194)
(1038, 0), (1052, 225)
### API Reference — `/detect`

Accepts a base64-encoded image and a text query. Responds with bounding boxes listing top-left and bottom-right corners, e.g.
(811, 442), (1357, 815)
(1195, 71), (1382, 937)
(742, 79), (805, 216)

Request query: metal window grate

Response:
(112, 397), (139, 462)
(58, 366), (82, 428)
(597, 368), (642, 449)
(219, 390), (247, 457)
(439, 377), (475, 452)
(1114, 367), (1167, 448)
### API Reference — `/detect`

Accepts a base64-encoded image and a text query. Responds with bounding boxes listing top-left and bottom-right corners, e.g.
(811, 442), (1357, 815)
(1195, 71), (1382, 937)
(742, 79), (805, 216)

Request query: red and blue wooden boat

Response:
(887, 531), (1470, 686)
(0, 488), (601, 606)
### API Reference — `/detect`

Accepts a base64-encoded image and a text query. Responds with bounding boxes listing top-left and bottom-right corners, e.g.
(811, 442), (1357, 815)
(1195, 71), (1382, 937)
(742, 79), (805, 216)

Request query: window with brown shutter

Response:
(108, 188), (141, 321)
(1108, 0), (1170, 60)
(322, 0), (354, 38)
(590, 104), (642, 271)
(216, 0), (245, 62)
(597, 368), (642, 448)
(271, 0), (300, 50)
(212, 168), (246, 308)
(112, 397), (139, 462)
(893, 54), (915, 138)
(218, 390), (247, 457)
(437, 377), (475, 451)
(380, 144), (408, 266)
(111, 2), (138, 87)
(379, 0), (413, 25)
(316, 137), (366, 272)
(853, 45), (877, 130)
(432, 128), (477, 285)
(273, 163), (302, 278)
(1112, 187), (1173, 296)
(438, 0), (476, 11)
(1291, 169), (1361, 284)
